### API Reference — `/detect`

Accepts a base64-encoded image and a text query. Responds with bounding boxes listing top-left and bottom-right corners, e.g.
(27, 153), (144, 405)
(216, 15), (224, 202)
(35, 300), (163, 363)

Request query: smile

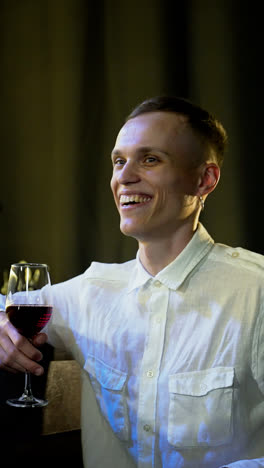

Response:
(120, 194), (152, 206)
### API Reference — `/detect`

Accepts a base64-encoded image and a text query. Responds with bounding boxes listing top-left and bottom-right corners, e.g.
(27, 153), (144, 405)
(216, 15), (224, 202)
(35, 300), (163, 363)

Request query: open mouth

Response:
(120, 194), (152, 207)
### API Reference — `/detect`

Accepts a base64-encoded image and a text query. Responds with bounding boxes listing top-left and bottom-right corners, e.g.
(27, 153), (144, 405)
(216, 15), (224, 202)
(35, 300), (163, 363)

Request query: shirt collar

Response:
(127, 223), (214, 293)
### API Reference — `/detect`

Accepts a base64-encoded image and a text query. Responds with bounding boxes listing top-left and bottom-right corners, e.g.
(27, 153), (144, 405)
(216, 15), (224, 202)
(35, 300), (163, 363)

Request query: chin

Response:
(120, 222), (141, 239)
(120, 226), (136, 238)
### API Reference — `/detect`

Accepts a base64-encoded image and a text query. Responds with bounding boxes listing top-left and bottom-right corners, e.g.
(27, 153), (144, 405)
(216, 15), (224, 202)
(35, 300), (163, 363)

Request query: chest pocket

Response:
(84, 354), (129, 441)
(168, 367), (234, 448)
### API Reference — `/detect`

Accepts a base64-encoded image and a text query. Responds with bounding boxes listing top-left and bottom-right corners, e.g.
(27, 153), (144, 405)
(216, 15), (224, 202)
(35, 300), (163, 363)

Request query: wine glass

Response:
(5, 263), (53, 408)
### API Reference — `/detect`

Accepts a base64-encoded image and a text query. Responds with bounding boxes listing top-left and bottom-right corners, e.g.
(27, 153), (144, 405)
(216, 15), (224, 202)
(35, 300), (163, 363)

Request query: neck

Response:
(138, 221), (198, 276)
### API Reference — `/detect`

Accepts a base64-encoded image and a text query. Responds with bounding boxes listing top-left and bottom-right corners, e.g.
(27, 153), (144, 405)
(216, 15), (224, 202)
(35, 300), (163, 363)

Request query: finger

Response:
(0, 346), (44, 375)
(32, 332), (48, 347)
(0, 364), (20, 374)
(7, 325), (43, 361)
(1, 317), (44, 361)
(0, 313), (45, 375)
(0, 344), (44, 374)
(0, 356), (28, 373)
(0, 330), (44, 375)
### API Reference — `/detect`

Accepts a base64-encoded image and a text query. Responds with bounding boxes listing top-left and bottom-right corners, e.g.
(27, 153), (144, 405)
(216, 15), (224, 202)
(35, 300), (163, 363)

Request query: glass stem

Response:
(23, 371), (34, 398)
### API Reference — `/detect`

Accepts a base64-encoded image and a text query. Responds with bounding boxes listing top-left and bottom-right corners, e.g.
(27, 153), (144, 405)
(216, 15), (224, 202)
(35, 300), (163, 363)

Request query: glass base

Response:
(6, 395), (48, 408)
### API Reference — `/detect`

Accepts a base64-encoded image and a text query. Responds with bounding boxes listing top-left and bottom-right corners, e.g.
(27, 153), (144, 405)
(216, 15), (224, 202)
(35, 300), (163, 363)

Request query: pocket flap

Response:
(169, 367), (234, 397)
(84, 354), (127, 391)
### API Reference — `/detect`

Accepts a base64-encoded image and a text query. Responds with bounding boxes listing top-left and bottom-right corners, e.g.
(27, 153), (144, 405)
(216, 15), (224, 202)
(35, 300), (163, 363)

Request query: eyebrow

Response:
(111, 146), (170, 160)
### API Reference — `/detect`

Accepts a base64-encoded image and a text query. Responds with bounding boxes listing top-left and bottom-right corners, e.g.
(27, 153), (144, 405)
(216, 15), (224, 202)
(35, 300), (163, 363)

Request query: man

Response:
(1, 96), (264, 468)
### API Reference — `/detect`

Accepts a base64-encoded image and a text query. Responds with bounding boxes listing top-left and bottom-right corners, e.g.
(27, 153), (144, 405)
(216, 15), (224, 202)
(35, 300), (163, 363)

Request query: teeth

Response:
(120, 195), (151, 205)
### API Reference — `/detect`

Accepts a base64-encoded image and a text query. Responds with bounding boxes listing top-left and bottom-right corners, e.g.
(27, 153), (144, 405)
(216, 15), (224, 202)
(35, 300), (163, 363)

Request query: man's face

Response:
(110, 111), (204, 242)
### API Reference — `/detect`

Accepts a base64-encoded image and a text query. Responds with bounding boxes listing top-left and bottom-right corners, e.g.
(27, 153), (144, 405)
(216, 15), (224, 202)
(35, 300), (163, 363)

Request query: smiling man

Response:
(110, 108), (219, 275)
(1, 96), (264, 468)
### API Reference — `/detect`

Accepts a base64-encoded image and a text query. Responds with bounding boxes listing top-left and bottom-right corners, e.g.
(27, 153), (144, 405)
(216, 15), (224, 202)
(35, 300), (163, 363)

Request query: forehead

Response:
(113, 112), (202, 161)
(116, 112), (187, 144)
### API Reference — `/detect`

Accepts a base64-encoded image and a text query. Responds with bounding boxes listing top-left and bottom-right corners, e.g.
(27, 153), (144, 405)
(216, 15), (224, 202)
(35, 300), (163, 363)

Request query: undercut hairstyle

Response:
(126, 96), (228, 168)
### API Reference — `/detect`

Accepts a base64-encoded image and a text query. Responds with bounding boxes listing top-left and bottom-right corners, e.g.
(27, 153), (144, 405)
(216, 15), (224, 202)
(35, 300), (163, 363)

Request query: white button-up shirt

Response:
(35, 224), (264, 466)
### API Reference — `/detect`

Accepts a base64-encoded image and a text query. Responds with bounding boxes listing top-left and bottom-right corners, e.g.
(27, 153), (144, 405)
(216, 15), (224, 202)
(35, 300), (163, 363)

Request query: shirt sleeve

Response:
(41, 273), (85, 358)
(223, 301), (264, 468)
(251, 301), (264, 394)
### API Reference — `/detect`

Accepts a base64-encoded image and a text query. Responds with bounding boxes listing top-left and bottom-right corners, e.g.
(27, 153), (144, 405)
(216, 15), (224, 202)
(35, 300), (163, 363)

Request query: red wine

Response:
(6, 304), (53, 338)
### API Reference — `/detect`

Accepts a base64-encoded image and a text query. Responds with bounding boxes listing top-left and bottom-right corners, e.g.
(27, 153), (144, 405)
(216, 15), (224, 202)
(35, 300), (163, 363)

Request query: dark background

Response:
(0, 0), (263, 283)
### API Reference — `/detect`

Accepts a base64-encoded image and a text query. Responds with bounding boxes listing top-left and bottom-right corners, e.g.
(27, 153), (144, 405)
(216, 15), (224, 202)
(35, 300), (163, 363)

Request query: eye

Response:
(113, 158), (126, 166)
(144, 156), (159, 164)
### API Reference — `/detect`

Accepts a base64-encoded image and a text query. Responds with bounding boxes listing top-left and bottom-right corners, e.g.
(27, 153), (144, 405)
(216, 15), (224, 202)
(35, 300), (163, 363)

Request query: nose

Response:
(116, 160), (140, 185)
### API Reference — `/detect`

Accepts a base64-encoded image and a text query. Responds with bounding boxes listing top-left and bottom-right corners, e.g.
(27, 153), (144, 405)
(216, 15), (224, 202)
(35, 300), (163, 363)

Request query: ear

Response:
(197, 163), (220, 197)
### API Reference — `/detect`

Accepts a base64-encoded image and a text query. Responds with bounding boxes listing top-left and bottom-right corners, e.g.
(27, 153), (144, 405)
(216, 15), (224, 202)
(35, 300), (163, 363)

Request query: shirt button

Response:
(155, 317), (161, 323)
(146, 370), (154, 378)
(143, 424), (151, 432)
(154, 280), (161, 287)
(232, 251), (239, 258)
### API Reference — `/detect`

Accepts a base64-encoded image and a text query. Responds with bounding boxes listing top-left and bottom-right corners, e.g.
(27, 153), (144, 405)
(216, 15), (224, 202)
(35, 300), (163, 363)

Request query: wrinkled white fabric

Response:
(2, 223), (264, 467)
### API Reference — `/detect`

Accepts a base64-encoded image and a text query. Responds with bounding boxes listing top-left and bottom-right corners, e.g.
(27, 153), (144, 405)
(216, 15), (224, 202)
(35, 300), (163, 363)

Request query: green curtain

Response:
(0, 0), (257, 284)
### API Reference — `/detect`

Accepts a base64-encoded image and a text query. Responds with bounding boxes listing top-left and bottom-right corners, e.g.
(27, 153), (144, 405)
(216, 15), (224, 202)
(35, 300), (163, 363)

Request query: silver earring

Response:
(199, 196), (205, 211)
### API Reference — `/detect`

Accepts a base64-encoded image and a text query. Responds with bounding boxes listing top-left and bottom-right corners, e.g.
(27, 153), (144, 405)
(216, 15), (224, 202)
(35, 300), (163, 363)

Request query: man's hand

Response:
(0, 311), (47, 375)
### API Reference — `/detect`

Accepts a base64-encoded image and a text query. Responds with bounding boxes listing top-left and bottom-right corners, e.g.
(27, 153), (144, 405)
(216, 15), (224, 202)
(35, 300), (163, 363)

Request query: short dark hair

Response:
(126, 96), (228, 167)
